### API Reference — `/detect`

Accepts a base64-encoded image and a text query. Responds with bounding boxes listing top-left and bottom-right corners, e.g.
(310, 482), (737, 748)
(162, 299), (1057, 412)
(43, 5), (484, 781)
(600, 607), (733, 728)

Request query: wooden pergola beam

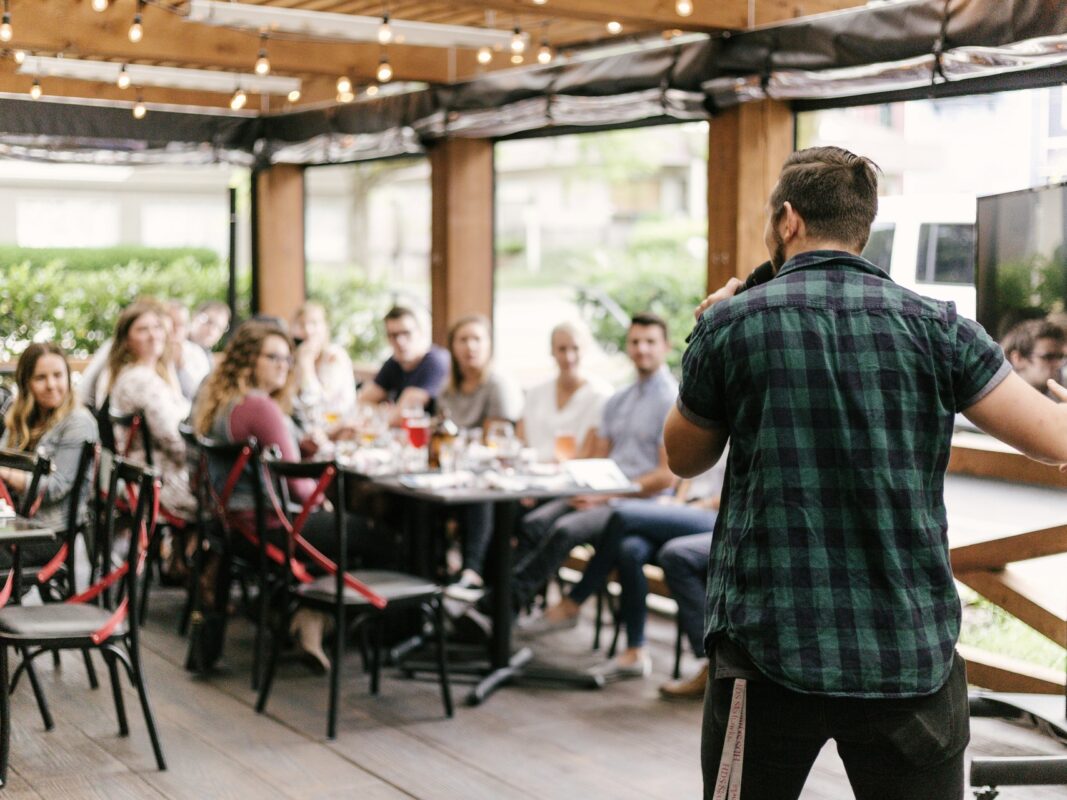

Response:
(706, 100), (793, 290)
(253, 165), (307, 322)
(424, 0), (864, 32)
(429, 138), (495, 346)
(12, 0), (490, 88)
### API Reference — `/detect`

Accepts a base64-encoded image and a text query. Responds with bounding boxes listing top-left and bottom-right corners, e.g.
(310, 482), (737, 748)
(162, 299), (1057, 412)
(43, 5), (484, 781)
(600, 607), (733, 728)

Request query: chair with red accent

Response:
(0, 457), (166, 783)
(190, 434), (270, 685)
(255, 455), (453, 739)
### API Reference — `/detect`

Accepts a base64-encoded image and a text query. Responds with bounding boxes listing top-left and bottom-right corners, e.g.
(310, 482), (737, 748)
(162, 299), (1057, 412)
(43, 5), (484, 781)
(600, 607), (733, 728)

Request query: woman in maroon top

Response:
(192, 320), (367, 672)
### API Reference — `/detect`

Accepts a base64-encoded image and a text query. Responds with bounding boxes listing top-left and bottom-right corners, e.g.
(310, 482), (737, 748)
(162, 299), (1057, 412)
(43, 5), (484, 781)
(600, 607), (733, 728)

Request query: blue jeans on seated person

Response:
(658, 532), (713, 656)
(567, 503), (716, 649)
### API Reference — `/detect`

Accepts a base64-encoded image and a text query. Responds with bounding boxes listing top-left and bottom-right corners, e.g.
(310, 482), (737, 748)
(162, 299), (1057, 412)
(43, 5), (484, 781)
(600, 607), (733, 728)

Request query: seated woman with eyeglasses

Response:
(192, 320), (369, 672)
(0, 343), (99, 567)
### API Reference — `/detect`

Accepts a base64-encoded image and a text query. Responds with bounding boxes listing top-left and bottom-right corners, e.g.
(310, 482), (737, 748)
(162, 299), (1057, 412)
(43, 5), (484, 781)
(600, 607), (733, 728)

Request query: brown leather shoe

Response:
(658, 662), (709, 700)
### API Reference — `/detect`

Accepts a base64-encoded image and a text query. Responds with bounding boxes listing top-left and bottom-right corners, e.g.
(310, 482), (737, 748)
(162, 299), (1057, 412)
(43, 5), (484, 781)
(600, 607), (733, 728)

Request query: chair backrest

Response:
(100, 457), (159, 641)
(52, 440), (100, 597)
(194, 432), (264, 528)
(261, 454), (347, 594)
(107, 408), (154, 467)
(0, 447), (53, 517)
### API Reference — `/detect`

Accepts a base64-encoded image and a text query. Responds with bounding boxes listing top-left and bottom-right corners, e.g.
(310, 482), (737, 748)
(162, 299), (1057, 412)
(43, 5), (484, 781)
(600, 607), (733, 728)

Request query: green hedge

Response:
(0, 251), (239, 362)
(0, 245), (220, 273)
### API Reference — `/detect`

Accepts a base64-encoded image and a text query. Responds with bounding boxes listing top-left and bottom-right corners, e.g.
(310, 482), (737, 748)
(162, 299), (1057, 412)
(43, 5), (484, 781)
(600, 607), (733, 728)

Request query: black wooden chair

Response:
(0, 457), (166, 783)
(189, 434), (270, 685)
(255, 456), (453, 739)
(0, 448), (51, 519)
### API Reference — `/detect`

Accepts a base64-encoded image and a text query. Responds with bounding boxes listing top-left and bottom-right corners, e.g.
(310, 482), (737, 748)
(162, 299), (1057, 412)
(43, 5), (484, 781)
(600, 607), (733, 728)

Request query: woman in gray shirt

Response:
(436, 315), (522, 596)
(0, 343), (99, 566)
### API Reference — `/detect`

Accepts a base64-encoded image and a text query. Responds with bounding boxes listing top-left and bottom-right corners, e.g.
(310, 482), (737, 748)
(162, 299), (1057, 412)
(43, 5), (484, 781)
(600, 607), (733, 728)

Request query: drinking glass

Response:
(553, 432), (577, 462)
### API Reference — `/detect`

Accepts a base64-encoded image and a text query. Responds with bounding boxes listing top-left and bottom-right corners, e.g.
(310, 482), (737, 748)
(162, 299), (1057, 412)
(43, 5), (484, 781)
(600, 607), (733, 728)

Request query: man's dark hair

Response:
(630, 312), (668, 342)
(384, 305), (419, 325)
(1000, 318), (1066, 359)
(769, 146), (881, 252)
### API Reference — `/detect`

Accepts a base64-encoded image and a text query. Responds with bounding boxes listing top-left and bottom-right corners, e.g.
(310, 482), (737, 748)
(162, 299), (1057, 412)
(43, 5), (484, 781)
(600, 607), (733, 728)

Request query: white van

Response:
(861, 194), (977, 320)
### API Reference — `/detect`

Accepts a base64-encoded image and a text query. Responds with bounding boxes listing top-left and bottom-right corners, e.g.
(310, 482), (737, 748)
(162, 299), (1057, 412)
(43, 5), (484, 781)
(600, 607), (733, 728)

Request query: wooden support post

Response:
(252, 165), (306, 321)
(429, 138), (494, 346)
(706, 101), (794, 291)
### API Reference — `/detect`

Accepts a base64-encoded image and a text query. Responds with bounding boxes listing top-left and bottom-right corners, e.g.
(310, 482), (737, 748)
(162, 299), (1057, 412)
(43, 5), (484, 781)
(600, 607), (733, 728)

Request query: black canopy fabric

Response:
(3, 0), (1067, 165)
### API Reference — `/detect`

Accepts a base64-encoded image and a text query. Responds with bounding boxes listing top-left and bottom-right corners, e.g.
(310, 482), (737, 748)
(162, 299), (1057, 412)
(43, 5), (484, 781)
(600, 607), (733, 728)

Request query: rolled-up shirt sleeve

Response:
(677, 316), (727, 429)
(952, 315), (1011, 411)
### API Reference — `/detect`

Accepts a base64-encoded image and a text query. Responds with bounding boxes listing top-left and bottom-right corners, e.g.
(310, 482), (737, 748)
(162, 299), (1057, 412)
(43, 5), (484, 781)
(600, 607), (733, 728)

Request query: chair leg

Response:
(593, 591), (604, 651)
(673, 617), (683, 680)
(369, 619), (384, 696)
(0, 645), (10, 786)
(22, 650), (54, 731)
(328, 607), (344, 740)
(51, 650), (60, 669)
(608, 596), (622, 660)
(252, 579), (269, 692)
(82, 649), (100, 690)
(431, 599), (454, 718)
(102, 650), (129, 736)
(254, 623), (282, 715)
(123, 642), (166, 771)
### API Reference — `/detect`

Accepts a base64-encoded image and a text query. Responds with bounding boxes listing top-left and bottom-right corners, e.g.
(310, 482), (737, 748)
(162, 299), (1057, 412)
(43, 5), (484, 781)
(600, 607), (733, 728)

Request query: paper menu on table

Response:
(563, 459), (632, 491)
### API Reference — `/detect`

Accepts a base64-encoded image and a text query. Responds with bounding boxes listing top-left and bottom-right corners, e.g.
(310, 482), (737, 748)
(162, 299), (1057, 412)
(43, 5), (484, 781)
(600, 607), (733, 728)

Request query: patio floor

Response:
(2, 588), (1066, 799)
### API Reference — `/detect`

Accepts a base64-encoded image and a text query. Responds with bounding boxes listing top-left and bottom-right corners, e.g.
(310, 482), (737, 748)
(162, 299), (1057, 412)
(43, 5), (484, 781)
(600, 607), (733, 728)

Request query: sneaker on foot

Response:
(658, 662), (709, 700)
(588, 652), (652, 683)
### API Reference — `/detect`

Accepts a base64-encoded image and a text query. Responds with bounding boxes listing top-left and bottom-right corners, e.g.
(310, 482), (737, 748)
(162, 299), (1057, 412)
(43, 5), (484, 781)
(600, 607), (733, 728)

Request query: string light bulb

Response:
(365, 84), (379, 97)
(230, 87), (247, 110)
(675, 0), (693, 16)
(117, 64), (131, 89)
(337, 89), (354, 103)
(510, 53), (523, 65)
(12, 49), (23, 64)
(1, 2), (12, 44)
(606, 20), (622, 35)
(377, 13), (392, 45)
(510, 26), (525, 53)
(128, 7), (144, 43)
(287, 88), (301, 102)
(376, 56), (392, 83)
(29, 78), (40, 100)
(92, 0), (109, 10)
(133, 95), (146, 119)
(254, 37), (270, 75)
(336, 75), (352, 94)
(537, 41), (552, 64)
(477, 46), (492, 65)
(532, 0), (547, 4)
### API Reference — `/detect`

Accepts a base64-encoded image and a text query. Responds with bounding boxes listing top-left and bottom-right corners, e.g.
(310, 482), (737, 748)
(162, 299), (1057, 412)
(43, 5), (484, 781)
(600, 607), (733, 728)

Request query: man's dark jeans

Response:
(701, 654), (969, 800)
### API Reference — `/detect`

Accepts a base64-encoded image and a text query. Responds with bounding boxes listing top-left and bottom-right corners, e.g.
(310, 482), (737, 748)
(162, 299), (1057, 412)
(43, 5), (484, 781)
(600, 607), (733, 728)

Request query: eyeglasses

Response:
(260, 352), (293, 367)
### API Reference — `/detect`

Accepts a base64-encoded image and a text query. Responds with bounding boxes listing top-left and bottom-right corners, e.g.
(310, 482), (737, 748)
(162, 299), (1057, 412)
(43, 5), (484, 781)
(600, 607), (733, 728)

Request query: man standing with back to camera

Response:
(664, 146), (1067, 799)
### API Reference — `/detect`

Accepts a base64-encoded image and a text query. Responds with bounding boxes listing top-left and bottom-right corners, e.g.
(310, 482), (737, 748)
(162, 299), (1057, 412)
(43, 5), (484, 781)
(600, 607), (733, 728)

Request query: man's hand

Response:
(569, 494), (611, 511)
(694, 278), (744, 321)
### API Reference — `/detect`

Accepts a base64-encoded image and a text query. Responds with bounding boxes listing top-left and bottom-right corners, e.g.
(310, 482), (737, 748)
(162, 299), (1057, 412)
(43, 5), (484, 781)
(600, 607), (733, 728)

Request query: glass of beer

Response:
(554, 432), (577, 462)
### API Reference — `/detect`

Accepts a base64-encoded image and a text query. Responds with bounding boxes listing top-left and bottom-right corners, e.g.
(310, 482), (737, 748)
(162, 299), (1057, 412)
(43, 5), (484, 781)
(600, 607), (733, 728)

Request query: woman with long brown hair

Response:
(105, 297), (196, 520)
(194, 320), (367, 672)
(0, 343), (98, 564)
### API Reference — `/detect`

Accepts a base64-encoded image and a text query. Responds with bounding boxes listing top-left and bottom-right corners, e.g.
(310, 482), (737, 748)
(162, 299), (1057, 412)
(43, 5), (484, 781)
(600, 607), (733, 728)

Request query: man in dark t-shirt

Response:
(360, 306), (449, 411)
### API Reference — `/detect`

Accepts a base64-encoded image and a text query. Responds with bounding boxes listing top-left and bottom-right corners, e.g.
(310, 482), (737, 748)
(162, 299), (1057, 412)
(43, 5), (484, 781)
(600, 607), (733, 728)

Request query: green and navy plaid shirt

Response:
(678, 250), (1010, 698)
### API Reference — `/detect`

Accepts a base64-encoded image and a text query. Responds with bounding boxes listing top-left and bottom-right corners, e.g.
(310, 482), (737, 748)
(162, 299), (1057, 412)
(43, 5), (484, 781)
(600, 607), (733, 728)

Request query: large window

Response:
(304, 159), (431, 365)
(494, 123), (709, 389)
(17, 198), (120, 247)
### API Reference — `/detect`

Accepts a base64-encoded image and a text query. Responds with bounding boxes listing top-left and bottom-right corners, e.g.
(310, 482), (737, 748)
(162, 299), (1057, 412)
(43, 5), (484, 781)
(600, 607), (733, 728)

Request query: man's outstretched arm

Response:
(964, 373), (1067, 466)
(664, 405), (729, 478)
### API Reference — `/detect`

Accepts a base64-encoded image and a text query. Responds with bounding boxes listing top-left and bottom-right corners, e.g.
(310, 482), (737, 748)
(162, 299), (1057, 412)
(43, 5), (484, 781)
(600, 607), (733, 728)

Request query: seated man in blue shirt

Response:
(508, 313), (677, 627)
(359, 306), (449, 413)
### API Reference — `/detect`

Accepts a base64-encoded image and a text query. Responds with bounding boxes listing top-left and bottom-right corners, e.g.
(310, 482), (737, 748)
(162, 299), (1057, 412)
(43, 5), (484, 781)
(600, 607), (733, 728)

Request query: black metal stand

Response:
(969, 691), (1067, 795)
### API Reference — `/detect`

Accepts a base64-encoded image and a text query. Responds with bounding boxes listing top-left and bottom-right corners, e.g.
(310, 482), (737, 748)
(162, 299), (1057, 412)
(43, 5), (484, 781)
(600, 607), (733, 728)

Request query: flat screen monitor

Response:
(976, 181), (1067, 340)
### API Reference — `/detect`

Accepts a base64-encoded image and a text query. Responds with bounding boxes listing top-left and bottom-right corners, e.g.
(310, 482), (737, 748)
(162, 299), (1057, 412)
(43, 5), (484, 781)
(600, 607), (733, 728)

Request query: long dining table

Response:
(346, 467), (636, 706)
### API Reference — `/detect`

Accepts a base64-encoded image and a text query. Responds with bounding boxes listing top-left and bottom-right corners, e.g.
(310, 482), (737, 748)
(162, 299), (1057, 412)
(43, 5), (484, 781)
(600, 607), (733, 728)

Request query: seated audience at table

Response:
(533, 460), (724, 684)
(78, 297), (209, 408)
(189, 300), (232, 359)
(437, 315), (523, 595)
(291, 302), (356, 428)
(359, 306), (449, 414)
(1001, 318), (1066, 396)
(105, 298), (197, 522)
(0, 343), (98, 567)
(517, 322), (611, 462)
(193, 320), (369, 672)
(503, 313), (676, 615)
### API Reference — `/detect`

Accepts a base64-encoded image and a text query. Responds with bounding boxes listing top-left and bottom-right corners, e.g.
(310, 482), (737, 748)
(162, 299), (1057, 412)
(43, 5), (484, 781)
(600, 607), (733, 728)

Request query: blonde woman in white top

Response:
(517, 322), (612, 461)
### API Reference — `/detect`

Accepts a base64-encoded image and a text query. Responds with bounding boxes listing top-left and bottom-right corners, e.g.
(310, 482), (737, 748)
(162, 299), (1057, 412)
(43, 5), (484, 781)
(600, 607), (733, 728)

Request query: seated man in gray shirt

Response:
(507, 313), (678, 619)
